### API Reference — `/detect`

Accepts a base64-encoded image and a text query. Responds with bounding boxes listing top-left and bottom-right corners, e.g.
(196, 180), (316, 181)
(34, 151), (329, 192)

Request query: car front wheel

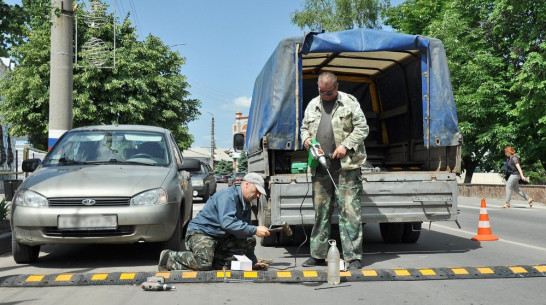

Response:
(12, 235), (40, 264)
(162, 216), (183, 251)
(202, 185), (210, 202)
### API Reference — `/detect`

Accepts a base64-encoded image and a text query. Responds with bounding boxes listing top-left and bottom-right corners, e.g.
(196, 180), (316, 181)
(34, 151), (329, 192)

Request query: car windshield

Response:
(43, 130), (170, 167)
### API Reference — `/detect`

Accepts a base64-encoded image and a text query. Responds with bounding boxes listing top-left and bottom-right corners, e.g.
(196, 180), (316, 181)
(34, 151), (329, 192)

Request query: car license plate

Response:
(58, 215), (117, 230)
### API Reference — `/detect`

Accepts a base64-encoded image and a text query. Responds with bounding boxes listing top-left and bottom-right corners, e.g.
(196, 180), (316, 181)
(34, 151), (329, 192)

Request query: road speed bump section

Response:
(476, 267), (494, 274)
(451, 268), (469, 275)
(1, 265), (545, 287)
(277, 271), (292, 278)
(120, 273), (135, 280)
(55, 274), (74, 282)
(362, 269), (378, 277)
(303, 270), (318, 278)
(509, 266), (528, 274)
(534, 265), (546, 273)
(394, 269), (411, 276)
(91, 273), (109, 281)
(419, 269), (436, 276)
(26, 275), (45, 282)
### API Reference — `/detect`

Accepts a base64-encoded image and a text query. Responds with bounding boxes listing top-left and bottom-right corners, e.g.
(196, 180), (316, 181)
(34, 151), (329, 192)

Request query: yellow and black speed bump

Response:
(1, 265), (544, 287)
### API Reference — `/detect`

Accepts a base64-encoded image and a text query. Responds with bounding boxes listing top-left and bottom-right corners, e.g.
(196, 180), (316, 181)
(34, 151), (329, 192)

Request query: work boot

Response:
(348, 259), (362, 270)
(158, 250), (171, 271)
(302, 257), (326, 267)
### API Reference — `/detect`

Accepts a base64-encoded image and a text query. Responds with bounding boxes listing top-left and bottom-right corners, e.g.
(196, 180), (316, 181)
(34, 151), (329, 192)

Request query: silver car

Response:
(10, 125), (198, 263)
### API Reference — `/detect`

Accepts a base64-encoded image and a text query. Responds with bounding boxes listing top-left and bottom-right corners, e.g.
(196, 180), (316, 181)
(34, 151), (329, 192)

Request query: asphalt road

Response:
(0, 185), (545, 304)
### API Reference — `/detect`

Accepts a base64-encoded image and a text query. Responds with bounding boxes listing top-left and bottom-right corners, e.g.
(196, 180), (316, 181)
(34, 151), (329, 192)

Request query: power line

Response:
(128, 0), (143, 38)
(117, 0), (126, 19)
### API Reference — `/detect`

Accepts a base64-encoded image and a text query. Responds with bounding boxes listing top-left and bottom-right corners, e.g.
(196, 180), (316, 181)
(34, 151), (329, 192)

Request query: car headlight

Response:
(130, 188), (167, 206)
(14, 190), (48, 208)
(192, 180), (203, 186)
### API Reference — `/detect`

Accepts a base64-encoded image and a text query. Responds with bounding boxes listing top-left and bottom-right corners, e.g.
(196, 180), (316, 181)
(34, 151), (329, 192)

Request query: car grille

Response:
(48, 197), (131, 207)
(43, 226), (135, 237)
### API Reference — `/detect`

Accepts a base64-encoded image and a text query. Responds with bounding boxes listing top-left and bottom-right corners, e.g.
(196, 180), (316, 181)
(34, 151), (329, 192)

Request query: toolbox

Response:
(290, 162), (308, 173)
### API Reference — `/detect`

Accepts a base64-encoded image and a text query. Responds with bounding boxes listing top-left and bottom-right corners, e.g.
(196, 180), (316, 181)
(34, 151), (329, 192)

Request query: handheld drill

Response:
(308, 139), (329, 169)
(307, 139), (339, 192)
(141, 276), (176, 291)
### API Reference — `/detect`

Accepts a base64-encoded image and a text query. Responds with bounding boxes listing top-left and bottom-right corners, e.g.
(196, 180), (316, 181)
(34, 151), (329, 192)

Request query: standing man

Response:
(158, 173), (270, 271)
(300, 72), (369, 269)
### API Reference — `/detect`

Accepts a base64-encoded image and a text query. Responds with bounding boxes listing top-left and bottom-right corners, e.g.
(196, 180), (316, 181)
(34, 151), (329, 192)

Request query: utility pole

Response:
(206, 112), (215, 168)
(48, 0), (73, 150)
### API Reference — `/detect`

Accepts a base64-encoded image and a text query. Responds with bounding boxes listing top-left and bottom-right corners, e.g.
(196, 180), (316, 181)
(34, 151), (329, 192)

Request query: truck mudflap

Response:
(266, 172), (458, 226)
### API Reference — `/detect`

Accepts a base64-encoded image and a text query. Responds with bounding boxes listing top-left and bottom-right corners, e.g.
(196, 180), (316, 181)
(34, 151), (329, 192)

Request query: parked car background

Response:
(10, 125), (197, 264)
(183, 158), (217, 201)
(228, 172), (246, 187)
(214, 174), (229, 183)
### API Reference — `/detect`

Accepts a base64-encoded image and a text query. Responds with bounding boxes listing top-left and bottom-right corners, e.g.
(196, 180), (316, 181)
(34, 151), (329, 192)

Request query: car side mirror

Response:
(22, 158), (41, 172)
(180, 159), (201, 172)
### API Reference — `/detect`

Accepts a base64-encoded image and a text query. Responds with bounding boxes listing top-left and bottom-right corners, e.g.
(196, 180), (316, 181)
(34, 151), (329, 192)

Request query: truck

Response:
(237, 28), (462, 245)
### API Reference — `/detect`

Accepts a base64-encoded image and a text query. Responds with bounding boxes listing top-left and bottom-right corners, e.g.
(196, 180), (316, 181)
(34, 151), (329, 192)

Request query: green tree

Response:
(386, 0), (545, 184)
(237, 150), (248, 173)
(0, 0), (200, 150)
(214, 160), (233, 175)
(291, 0), (390, 31)
(427, 0), (545, 183)
(383, 0), (449, 35)
(0, 1), (27, 57)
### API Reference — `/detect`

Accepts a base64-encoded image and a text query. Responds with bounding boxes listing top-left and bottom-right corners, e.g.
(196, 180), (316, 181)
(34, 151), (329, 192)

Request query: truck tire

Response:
(379, 223), (404, 243)
(12, 235), (40, 264)
(401, 222), (422, 243)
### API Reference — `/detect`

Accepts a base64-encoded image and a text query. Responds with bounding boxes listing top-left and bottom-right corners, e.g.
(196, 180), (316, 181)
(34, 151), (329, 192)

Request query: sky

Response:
(6, 0), (403, 149)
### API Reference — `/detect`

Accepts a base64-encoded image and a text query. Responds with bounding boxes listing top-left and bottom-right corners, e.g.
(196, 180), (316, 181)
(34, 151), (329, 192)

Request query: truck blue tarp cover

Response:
(246, 28), (459, 154)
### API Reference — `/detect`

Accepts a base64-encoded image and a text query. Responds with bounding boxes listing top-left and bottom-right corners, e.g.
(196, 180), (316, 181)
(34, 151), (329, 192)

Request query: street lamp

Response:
(206, 111), (215, 168)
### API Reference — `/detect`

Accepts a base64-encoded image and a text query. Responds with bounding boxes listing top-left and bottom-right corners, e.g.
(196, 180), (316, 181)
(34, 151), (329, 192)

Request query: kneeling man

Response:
(158, 173), (270, 271)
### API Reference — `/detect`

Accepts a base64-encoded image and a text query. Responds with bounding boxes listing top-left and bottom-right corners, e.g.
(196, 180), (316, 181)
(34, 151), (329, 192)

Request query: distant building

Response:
(182, 147), (233, 169)
(233, 110), (248, 137)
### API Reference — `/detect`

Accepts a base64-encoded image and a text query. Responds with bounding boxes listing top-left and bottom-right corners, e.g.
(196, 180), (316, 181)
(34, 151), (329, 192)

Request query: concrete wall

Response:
(458, 184), (545, 204)
(456, 172), (505, 185)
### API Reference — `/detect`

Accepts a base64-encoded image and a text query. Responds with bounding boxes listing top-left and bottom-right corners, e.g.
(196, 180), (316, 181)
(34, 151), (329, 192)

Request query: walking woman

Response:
(503, 146), (533, 208)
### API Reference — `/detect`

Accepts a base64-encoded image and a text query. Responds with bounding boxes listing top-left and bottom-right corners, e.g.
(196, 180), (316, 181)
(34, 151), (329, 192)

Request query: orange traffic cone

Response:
(471, 198), (499, 241)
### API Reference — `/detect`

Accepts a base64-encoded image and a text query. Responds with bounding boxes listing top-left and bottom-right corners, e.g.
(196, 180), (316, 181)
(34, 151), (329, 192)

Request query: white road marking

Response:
(432, 223), (546, 252)
(458, 204), (546, 210)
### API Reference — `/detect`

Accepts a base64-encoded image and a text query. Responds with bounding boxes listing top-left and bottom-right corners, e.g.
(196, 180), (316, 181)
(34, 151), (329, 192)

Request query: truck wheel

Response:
(401, 222), (422, 243)
(379, 223), (404, 243)
(12, 235), (40, 264)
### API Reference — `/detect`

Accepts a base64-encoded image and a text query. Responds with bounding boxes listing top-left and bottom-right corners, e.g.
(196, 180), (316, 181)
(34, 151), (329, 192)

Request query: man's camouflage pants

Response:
(310, 168), (363, 262)
(165, 231), (256, 271)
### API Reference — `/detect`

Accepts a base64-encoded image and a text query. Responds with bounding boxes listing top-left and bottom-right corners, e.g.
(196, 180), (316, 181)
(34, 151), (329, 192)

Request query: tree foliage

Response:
(0, 0), (27, 57)
(291, 0), (390, 31)
(214, 160), (233, 175)
(383, 0), (449, 35)
(0, 0), (200, 150)
(237, 150), (248, 173)
(386, 0), (546, 184)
